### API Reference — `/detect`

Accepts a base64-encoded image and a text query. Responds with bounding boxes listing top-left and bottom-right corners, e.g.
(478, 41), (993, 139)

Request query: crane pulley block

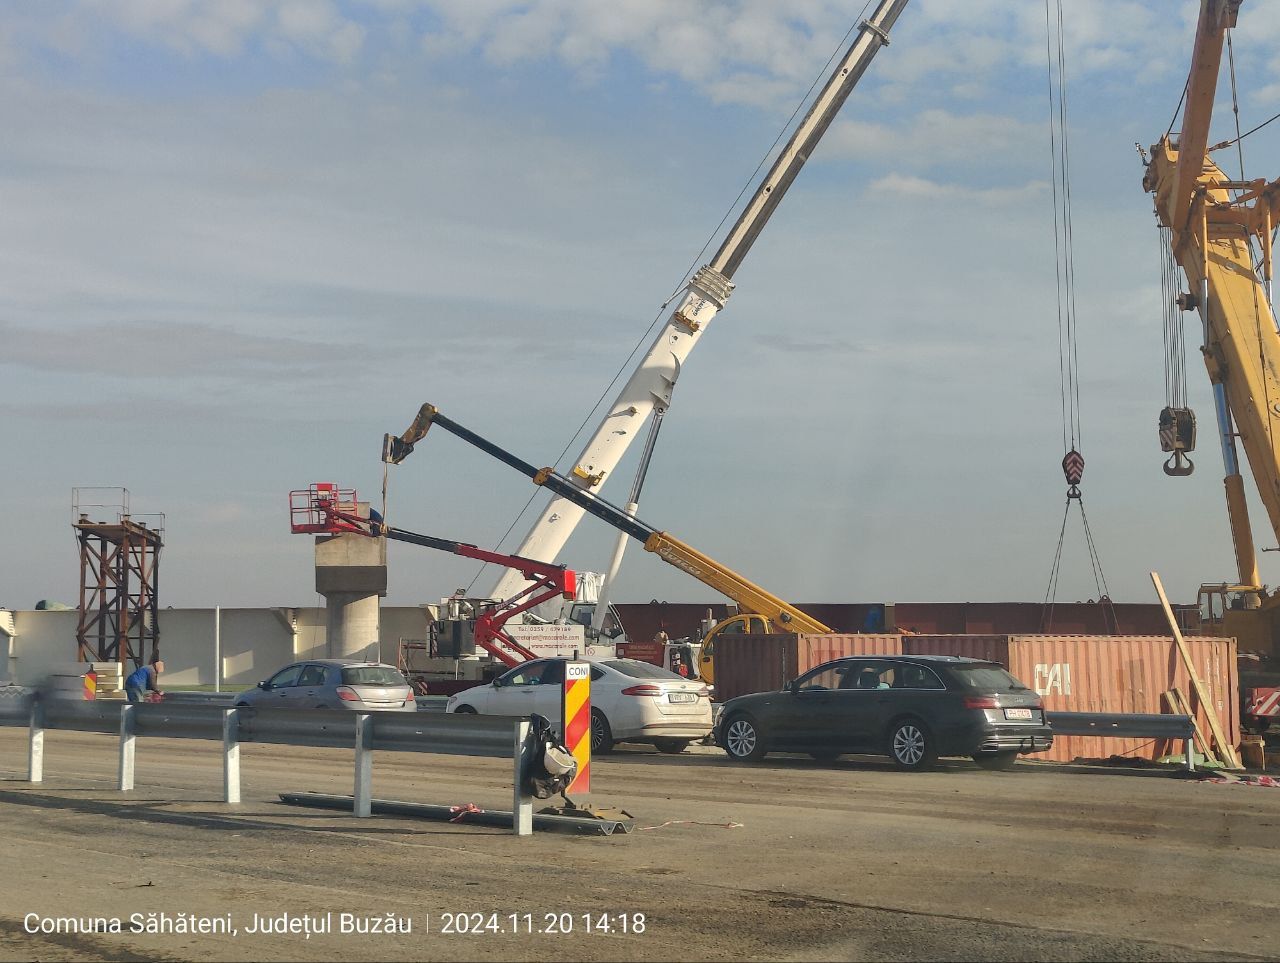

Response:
(1159, 407), (1196, 476)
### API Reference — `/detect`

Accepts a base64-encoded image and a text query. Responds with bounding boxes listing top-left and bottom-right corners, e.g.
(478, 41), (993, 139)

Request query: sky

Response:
(5, 0), (1280, 612)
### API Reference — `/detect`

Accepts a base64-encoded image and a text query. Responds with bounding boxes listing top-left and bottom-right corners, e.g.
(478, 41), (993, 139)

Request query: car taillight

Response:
(963, 696), (998, 709)
(621, 684), (663, 697)
(336, 686), (360, 702)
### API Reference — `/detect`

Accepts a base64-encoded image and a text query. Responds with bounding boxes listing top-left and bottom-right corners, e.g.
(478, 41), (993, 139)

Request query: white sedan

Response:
(446, 658), (712, 754)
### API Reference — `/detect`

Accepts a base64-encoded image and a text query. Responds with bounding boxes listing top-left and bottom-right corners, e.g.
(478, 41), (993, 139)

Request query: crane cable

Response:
(1159, 225), (1189, 414)
(1040, 0), (1114, 631)
(460, 4), (875, 594)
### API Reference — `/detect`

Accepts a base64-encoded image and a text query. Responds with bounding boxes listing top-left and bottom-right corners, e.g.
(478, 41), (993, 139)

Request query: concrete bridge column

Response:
(315, 502), (387, 661)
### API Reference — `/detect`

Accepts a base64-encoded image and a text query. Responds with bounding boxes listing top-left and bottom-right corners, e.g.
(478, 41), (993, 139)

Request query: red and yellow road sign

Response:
(562, 661), (590, 795)
(84, 669), (97, 701)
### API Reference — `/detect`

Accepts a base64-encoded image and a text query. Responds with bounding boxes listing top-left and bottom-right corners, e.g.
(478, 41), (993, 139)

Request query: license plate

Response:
(668, 692), (696, 704)
(1004, 708), (1033, 720)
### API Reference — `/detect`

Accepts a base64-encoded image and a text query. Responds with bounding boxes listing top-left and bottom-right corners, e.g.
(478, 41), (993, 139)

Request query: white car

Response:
(445, 658), (712, 754)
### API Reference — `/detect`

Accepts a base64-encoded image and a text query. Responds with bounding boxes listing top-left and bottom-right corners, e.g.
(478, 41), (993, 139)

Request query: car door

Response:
(296, 663), (329, 708)
(532, 660), (566, 725)
(777, 662), (856, 751)
(831, 660), (899, 751)
(491, 660), (552, 714)
(263, 663), (305, 705)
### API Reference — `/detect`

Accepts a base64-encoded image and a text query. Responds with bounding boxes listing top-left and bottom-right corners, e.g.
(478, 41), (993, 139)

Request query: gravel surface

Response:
(0, 729), (1276, 961)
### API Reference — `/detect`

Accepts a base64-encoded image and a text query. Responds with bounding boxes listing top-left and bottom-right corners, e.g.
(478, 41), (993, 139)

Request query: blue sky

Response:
(5, 0), (1280, 610)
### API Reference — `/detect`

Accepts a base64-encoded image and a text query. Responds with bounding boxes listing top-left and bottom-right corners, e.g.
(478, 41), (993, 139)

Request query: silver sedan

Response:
(234, 659), (417, 712)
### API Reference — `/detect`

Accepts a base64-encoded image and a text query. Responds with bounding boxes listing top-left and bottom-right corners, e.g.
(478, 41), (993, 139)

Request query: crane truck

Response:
(476, 0), (910, 648)
(381, 403), (835, 686)
(1141, 0), (1280, 730)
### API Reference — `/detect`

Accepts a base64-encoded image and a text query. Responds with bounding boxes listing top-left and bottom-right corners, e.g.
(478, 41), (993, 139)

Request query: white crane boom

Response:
(488, 0), (910, 603)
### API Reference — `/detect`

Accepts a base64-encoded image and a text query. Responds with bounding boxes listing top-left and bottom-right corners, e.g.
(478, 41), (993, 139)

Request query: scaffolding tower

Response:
(73, 488), (164, 673)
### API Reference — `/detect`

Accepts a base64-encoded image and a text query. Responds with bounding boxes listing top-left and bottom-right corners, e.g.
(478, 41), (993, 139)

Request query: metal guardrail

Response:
(0, 690), (536, 835)
(162, 691), (449, 712)
(1046, 711), (1198, 771)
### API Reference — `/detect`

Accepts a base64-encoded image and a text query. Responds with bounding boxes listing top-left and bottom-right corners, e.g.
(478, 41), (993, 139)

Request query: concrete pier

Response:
(315, 502), (386, 661)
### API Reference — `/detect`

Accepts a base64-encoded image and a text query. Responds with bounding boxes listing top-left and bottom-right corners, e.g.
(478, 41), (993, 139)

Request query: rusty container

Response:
(713, 633), (901, 702)
(902, 634), (1238, 763)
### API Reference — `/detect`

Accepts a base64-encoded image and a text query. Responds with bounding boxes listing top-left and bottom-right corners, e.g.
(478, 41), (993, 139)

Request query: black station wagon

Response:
(714, 655), (1053, 771)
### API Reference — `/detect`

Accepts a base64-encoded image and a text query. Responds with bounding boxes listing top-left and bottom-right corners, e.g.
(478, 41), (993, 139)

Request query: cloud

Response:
(753, 333), (868, 357)
(0, 319), (360, 379)
(867, 173), (1049, 204)
(71, 0), (362, 63)
(824, 109), (1041, 163)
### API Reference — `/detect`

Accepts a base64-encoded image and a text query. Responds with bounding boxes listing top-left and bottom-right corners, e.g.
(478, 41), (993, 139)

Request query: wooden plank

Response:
(1151, 572), (1243, 769)
(1163, 688), (1213, 763)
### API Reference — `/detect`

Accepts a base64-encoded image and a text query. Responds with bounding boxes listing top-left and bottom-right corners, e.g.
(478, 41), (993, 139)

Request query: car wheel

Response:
(723, 714), (767, 763)
(453, 705), (477, 714)
(591, 709), (615, 754)
(973, 751), (1019, 771)
(809, 750), (841, 762)
(887, 718), (937, 771)
(653, 739), (689, 755)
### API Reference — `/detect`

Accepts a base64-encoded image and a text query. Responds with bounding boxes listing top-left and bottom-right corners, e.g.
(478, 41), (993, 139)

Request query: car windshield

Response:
(602, 659), (683, 680)
(341, 666), (405, 686)
(947, 664), (1029, 692)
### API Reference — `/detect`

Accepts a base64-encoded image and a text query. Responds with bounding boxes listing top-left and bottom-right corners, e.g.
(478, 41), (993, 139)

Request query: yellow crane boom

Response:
(383, 404), (831, 648)
(1142, 0), (1280, 648)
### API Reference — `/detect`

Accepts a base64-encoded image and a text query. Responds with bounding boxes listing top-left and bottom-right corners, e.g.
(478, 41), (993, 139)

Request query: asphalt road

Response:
(0, 729), (1276, 962)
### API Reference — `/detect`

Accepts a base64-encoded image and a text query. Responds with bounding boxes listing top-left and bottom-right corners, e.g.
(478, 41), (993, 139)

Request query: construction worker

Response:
(125, 660), (164, 703)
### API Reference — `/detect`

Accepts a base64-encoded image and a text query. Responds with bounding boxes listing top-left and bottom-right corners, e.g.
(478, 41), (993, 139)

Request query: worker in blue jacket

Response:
(125, 660), (164, 703)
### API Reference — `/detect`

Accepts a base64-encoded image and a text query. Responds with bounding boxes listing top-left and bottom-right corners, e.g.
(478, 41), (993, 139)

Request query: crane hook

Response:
(1163, 451), (1195, 476)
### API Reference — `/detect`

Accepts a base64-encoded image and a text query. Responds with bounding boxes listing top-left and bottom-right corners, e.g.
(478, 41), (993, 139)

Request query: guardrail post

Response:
(27, 699), (44, 783)
(222, 708), (241, 804)
(1185, 732), (1195, 773)
(512, 719), (533, 837)
(353, 713), (372, 818)
(118, 704), (136, 792)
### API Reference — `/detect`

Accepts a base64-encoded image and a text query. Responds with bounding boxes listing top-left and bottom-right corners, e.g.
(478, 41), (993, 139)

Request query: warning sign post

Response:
(562, 661), (590, 796)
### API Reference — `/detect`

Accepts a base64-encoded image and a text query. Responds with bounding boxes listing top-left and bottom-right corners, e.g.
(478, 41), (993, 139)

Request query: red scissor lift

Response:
(290, 483), (576, 671)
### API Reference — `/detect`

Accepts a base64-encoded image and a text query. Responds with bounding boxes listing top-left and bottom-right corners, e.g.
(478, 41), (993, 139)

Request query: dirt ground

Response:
(0, 729), (1277, 962)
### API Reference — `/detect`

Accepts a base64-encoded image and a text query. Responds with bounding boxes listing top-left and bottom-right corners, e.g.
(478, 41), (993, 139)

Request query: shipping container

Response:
(713, 634), (902, 702)
(902, 634), (1239, 763)
(615, 600), (1200, 644)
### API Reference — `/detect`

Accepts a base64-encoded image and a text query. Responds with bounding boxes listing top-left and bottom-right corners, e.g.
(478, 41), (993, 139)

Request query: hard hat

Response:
(542, 745), (577, 778)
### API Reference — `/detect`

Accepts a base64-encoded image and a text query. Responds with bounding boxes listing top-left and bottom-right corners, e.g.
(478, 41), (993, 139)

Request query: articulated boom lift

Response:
(383, 404), (833, 680)
(289, 483), (576, 667)
(1141, 0), (1280, 651)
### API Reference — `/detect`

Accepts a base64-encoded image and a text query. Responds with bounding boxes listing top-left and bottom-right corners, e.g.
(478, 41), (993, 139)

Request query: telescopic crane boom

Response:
(1141, 0), (1280, 650)
(383, 405), (832, 639)
(485, 0), (910, 605)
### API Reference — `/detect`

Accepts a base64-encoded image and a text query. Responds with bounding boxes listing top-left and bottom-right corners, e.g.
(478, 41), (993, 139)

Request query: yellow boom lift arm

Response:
(383, 404), (832, 673)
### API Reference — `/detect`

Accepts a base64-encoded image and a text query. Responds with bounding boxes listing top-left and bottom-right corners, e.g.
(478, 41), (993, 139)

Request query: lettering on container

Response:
(1034, 662), (1072, 697)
